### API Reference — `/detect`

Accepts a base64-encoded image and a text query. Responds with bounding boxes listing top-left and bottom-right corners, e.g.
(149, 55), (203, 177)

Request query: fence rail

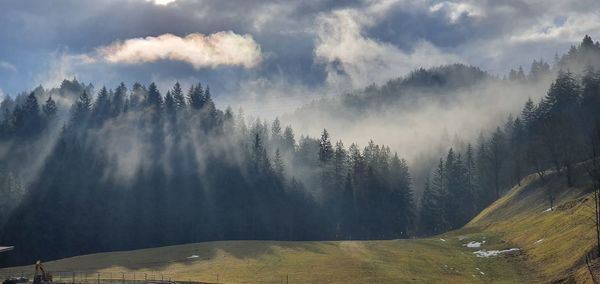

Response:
(0, 271), (218, 284)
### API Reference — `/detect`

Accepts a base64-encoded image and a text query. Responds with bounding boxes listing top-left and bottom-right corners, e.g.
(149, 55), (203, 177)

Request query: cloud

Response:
(34, 53), (88, 89)
(0, 61), (17, 72)
(509, 13), (600, 44)
(146, 0), (177, 5)
(98, 32), (263, 69)
(429, 1), (482, 23)
(314, 3), (460, 90)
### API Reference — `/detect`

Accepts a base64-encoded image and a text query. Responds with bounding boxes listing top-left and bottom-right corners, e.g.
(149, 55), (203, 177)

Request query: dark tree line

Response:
(419, 36), (600, 234)
(0, 79), (414, 266)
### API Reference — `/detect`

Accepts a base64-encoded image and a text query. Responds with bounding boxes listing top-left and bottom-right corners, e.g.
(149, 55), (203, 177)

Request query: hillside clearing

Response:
(0, 235), (532, 283)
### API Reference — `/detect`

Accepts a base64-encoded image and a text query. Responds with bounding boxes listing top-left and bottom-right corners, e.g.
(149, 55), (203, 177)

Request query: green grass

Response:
(2, 166), (597, 283)
(0, 236), (533, 283)
(466, 167), (597, 283)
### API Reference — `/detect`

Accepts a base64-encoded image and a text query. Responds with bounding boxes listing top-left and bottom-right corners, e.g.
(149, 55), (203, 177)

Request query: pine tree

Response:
(20, 92), (42, 135)
(283, 126), (296, 153)
(146, 82), (163, 111)
(319, 129), (333, 164)
(334, 140), (348, 188)
(465, 143), (478, 216)
(521, 98), (536, 128)
(544, 70), (580, 117)
(319, 129), (335, 191)
(271, 118), (282, 146)
(92, 86), (111, 126)
(188, 83), (204, 110)
(517, 66), (526, 81)
(112, 83), (127, 117)
(70, 91), (92, 126)
(511, 118), (526, 185)
(420, 179), (443, 234)
(273, 148), (285, 178)
(582, 66), (600, 123)
(129, 82), (146, 110)
(488, 127), (505, 199)
(164, 90), (176, 118)
(172, 82), (186, 110)
(43, 95), (57, 119)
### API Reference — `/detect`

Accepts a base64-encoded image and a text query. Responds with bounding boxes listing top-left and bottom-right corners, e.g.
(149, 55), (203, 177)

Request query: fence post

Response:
(144, 273), (147, 284)
(72, 272), (75, 284)
(122, 272), (124, 284)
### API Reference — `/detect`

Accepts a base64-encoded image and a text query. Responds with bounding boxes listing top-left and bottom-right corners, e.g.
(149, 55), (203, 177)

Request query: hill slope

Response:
(1, 167), (598, 283)
(0, 237), (532, 283)
(466, 166), (598, 283)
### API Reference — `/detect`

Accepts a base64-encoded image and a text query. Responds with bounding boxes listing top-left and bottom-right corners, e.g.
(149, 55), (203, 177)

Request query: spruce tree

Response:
(43, 95), (57, 119)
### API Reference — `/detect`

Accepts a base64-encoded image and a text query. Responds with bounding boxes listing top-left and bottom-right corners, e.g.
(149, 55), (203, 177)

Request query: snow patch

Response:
(473, 248), (520, 258)
(440, 238), (446, 242)
(543, 208), (552, 212)
(534, 238), (544, 244)
(464, 241), (485, 248)
(187, 255), (199, 259)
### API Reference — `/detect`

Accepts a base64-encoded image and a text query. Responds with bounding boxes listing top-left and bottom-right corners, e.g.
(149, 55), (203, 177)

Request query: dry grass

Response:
(0, 236), (533, 283)
(466, 167), (597, 283)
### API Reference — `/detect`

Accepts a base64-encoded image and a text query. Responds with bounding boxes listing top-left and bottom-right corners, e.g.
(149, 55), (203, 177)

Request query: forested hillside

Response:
(419, 35), (600, 234)
(1, 36), (600, 267)
(0, 81), (414, 265)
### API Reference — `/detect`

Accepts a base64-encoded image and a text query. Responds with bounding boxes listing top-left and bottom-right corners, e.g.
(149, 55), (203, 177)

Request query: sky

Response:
(1, 0), (599, 113)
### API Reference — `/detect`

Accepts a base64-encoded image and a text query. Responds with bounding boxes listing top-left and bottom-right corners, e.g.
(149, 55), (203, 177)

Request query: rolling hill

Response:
(0, 166), (598, 283)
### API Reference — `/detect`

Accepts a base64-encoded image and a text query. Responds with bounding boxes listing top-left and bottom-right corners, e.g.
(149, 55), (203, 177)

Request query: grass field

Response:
(466, 166), (598, 283)
(0, 235), (533, 283)
(1, 166), (598, 283)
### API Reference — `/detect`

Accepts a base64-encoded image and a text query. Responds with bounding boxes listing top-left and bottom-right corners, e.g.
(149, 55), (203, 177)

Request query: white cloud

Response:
(0, 61), (17, 72)
(429, 1), (482, 23)
(98, 32), (263, 69)
(314, 4), (459, 90)
(34, 53), (85, 89)
(146, 0), (177, 5)
(510, 13), (600, 44)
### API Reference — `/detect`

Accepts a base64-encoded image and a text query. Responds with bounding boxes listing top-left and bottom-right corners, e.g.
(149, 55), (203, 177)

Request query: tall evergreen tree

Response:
(172, 82), (186, 110)
(42, 95), (57, 119)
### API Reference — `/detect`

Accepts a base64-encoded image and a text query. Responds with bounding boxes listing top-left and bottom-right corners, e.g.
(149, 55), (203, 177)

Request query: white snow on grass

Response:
(187, 255), (200, 259)
(543, 207), (552, 212)
(440, 238), (446, 242)
(534, 238), (544, 244)
(473, 248), (520, 258)
(464, 241), (486, 248)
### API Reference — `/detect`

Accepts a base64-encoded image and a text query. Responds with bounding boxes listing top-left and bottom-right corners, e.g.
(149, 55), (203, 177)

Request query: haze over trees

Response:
(0, 78), (414, 265)
(418, 36), (600, 234)
(0, 35), (600, 265)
